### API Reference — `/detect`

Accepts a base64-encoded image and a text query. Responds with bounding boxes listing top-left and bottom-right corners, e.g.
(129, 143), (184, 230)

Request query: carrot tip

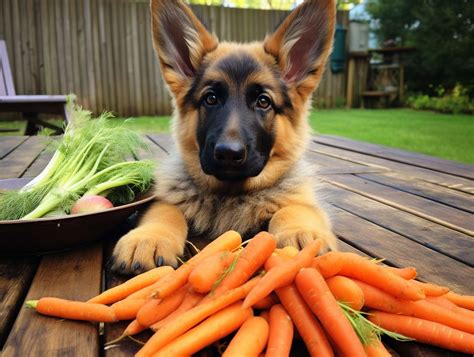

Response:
(25, 300), (38, 309)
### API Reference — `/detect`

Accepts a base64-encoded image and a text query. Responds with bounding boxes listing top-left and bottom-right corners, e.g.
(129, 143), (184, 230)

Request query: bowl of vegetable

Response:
(0, 108), (157, 255)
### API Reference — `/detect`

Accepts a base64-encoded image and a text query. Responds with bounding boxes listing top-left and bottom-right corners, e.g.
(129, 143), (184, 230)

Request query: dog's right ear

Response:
(151, 0), (218, 93)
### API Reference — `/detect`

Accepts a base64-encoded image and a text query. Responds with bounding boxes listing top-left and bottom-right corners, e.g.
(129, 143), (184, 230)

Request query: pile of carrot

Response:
(26, 230), (474, 356)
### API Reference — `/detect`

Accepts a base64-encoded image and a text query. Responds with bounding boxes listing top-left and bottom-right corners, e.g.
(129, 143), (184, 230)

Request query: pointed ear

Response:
(150, 0), (218, 88)
(264, 0), (336, 89)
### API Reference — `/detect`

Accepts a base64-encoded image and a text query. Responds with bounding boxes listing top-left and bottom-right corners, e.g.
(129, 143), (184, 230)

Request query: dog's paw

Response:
(110, 226), (185, 275)
(273, 228), (337, 252)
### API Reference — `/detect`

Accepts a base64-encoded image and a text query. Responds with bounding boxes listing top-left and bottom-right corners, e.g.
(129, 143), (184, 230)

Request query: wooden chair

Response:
(0, 40), (71, 135)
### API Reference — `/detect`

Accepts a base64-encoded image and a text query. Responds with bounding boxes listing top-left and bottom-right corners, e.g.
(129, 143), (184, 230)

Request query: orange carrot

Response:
(295, 268), (366, 357)
(411, 280), (450, 296)
(124, 319), (147, 336)
(384, 266), (417, 280)
(223, 316), (269, 357)
(124, 283), (157, 301)
(150, 290), (203, 331)
(26, 298), (117, 322)
(368, 311), (474, 354)
(265, 304), (294, 357)
(275, 246), (299, 259)
(87, 266), (173, 304)
(210, 231), (276, 297)
(151, 230), (242, 300)
(106, 319), (148, 345)
(326, 275), (365, 311)
(314, 252), (425, 301)
(136, 276), (261, 356)
(353, 279), (474, 334)
(111, 298), (147, 320)
(188, 251), (236, 294)
(243, 239), (322, 308)
(136, 285), (188, 327)
(253, 293), (279, 310)
(426, 296), (474, 319)
(444, 291), (474, 310)
(364, 337), (391, 357)
(266, 254), (333, 357)
(154, 302), (253, 357)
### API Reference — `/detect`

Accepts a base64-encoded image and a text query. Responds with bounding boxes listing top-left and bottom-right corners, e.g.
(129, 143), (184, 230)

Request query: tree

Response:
(366, 0), (474, 96)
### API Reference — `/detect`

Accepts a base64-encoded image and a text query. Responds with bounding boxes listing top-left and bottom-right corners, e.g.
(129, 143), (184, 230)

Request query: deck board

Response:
(311, 142), (474, 194)
(2, 244), (103, 357)
(314, 134), (474, 180)
(0, 133), (473, 356)
(324, 184), (474, 266)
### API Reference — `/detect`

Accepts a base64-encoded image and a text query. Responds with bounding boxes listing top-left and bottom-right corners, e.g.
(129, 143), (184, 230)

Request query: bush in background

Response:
(406, 85), (474, 115)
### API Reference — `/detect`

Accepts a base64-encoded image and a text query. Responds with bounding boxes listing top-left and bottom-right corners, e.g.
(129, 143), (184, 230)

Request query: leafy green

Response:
(338, 302), (413, 346)
(0, 106), (156, 220)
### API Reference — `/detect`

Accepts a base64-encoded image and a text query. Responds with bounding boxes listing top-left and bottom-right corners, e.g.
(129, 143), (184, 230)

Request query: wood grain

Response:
(323, 183), (474, 266)
(311, 141), (474, 194)
(2, 244), (103, 357)
(330, 207), (473, 294)
(314, 134), (474, 180)
(0, 136), (50, 179)
(0, 257), (38, 348)
(325, 174), (474, 235)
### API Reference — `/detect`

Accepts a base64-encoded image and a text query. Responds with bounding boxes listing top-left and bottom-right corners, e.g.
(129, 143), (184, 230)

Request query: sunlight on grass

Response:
(310, 109), (473, 164)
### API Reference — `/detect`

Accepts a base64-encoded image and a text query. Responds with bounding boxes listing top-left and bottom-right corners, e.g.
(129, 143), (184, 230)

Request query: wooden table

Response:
(0, 133), (473, 356)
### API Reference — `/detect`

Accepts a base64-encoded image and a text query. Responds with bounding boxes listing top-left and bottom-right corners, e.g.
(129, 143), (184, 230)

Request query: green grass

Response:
(310, 109), (473, 164)
(1, 109), (472, 163)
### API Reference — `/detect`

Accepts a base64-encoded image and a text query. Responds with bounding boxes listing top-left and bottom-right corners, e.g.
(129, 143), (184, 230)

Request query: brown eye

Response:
(257, 94), (271, 109)
(205, 92), (218, 106)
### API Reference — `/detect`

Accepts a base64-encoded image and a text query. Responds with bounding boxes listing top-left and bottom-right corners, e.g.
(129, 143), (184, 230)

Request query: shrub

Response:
(406, 85), (474, 114)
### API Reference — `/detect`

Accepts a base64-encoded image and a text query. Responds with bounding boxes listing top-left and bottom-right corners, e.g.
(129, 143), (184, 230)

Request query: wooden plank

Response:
(11, 0), (24, 93)
(0, 136), (50, 179)
(0, 136), (28, 159)
(69, 0), (83, 104)
(311, 142), (474, 194)
(308, 150), (389, 174)
(54, 0), (66, 92)
(40, 0), (53, 94)
(103, 232), (152, 357)
(330, 207), (473, 294)
(325, 174), (474, 235)
(90, 0), (103, 112)
(2, 243), (103, 356)
(147, 133), (174, 154)
(83, 0), (97, 112)
(314, 134), (474, 180)
(130, 1), (142, 116)
(22, 148), (54, 178)
(0, 257), (38, 348)
(323, 183), (474, 266)
(357, 172), (473, 213)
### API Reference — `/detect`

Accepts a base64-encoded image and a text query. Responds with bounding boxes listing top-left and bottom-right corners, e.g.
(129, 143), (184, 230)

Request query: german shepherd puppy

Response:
(112, 0), (337, 274)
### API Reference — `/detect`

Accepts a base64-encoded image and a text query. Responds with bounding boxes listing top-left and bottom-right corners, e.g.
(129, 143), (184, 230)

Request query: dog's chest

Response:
(163, 179), (284, 237)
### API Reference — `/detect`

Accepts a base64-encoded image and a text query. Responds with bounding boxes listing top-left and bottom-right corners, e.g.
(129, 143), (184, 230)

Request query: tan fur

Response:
(112, 0), (338, 274)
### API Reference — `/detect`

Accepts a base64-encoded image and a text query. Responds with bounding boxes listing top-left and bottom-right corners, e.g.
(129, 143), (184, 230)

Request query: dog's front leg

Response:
(111, 202), (188, 274)
(268, 204), (337, 252)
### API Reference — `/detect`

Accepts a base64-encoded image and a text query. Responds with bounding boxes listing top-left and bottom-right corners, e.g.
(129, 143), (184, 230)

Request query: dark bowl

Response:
(0, 178), (156, 256)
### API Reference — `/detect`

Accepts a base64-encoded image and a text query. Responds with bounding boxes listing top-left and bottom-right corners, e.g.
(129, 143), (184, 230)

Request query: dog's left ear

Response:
(264, 0), (336, 94)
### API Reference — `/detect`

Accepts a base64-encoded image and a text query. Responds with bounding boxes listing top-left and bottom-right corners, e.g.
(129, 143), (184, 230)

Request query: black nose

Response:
(214, 141), (246, 165)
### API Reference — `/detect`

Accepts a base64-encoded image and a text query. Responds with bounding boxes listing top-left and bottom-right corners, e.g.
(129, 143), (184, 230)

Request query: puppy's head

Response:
(151, 0), (335, 192)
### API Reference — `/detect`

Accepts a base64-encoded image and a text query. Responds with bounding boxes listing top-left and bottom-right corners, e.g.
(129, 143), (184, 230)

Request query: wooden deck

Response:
(0, 133), (472, 356)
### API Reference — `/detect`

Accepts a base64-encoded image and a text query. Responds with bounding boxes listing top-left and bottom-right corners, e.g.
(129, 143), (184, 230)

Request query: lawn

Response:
(1, 109), (472, 164)
(310, 109), (474, 164)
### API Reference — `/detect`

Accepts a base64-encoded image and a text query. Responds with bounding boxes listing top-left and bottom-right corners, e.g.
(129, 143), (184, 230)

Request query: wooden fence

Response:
(0, 0), (350, 116)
